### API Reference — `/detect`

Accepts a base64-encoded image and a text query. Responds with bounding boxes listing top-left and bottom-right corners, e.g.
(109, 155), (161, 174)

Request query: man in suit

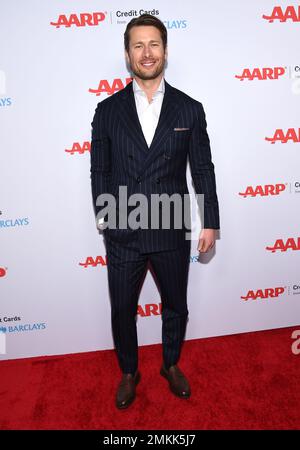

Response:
(90, 14), (220, 409)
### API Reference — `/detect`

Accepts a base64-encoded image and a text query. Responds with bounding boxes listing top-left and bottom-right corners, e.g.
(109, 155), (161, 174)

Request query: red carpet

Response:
(1, 326), (300, 430)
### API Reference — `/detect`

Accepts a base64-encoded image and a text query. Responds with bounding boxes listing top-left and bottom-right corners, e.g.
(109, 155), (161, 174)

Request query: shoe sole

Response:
(160, 368), (191, 399)
(116, 371), (141, 410)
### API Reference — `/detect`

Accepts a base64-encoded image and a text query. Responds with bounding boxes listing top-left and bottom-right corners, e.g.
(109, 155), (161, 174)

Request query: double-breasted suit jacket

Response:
(90, 79), (220, 253)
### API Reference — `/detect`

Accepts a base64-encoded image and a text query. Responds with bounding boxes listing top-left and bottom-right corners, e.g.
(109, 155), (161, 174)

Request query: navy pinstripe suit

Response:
(90, 79), (220, 374)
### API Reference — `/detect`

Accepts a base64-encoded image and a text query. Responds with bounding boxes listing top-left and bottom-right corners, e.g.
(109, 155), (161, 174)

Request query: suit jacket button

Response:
(156, 178), (160, 184)
(128, 154), (133, 159)
(136, 176), (141, 183)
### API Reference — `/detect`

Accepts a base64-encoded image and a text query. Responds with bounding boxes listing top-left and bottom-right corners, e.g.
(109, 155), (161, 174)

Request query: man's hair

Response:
(124, 14), (167, 52)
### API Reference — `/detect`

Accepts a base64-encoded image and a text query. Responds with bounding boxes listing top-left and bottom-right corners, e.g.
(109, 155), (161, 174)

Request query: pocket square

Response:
(174, 127), (190, 131)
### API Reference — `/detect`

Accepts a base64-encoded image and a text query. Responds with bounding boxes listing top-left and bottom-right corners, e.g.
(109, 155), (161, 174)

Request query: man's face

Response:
(125, 25), (167, 81)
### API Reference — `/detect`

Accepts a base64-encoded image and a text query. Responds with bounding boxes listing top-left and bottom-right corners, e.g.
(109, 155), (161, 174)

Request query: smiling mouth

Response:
(140, 61), (156, 68)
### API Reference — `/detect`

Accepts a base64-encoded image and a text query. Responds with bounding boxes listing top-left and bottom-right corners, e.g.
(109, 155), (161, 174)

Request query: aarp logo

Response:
(89, 77), (132, 96)
(137, 302), (162, 317)
(79, 256), (107, 268)
(50, 12), (107, 28)
(235, 67), (286, 81)
(263, 5), (300, 23)
(241, 287), (285, 301)
(239, 183), (286, 197)
(265, 128), (300, 144)
(266, 237), (300, 253)
(65, 141), (90, 155)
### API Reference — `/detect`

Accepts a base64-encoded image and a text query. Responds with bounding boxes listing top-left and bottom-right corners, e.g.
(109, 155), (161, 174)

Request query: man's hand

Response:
(198, 229), (217, 253)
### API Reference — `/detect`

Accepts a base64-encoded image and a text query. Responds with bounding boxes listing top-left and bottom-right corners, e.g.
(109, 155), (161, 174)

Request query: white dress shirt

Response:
(133, 77), (165, 147)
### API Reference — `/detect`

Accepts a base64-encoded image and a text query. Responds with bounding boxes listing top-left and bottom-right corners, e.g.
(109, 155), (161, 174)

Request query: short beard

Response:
(130, 61), (165, 81)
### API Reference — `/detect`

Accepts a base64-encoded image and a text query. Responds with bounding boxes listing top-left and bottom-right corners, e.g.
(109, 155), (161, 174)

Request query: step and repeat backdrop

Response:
(1, 1), (300, 360)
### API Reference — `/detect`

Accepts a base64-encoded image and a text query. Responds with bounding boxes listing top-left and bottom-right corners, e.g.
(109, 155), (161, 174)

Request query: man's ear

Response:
(164, 46), (168, 61)
(125, 50), (130, 64)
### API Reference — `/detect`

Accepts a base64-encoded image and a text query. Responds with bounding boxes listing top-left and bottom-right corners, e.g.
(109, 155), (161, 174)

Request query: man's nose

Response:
(143, 46), (152, 58)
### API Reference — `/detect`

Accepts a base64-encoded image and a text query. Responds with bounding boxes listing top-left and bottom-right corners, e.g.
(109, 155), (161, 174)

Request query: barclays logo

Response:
(1, 323), (46, 333)
(163, 19), (187, 29)
(0, 218), (29, 228)
(0, 98), (12, 107)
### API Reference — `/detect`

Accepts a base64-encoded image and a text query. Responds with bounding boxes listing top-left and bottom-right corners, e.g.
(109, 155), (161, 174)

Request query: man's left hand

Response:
(198, 229), (217, 253)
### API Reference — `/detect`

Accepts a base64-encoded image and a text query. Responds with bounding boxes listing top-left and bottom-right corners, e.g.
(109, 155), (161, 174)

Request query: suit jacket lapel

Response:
(116, 81), (149, 154)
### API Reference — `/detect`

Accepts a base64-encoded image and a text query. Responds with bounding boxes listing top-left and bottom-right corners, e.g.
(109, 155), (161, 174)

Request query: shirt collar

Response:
(133, 77), (165, 96)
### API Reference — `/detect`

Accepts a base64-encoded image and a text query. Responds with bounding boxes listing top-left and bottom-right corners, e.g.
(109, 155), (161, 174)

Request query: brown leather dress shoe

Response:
(160, 364), (191, 398)
(116, 370), (141, 409)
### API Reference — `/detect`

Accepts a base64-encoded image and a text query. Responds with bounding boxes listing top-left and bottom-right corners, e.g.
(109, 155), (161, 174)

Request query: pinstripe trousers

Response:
(104, 234), (191, 375)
